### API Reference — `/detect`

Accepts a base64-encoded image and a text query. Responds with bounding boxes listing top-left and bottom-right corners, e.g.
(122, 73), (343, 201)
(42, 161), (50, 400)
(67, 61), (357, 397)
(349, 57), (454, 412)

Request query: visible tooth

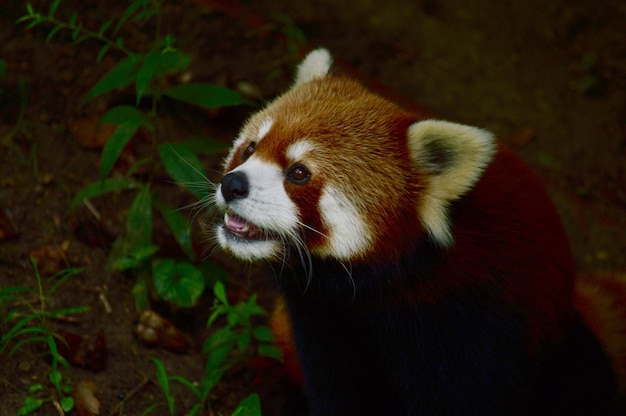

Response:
(241, 225), (249, 232)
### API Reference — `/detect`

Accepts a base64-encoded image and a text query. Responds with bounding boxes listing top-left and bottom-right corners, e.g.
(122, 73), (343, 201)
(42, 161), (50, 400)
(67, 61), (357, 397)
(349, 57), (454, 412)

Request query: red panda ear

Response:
(294, 48), (333, 87)
(408, 120), (495, 245)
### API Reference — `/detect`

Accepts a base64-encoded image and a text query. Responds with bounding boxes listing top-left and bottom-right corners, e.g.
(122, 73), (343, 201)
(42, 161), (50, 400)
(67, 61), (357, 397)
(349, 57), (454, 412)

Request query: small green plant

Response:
(149, 357), (263, 416)
(144, 281), (280, 415)
(18, 337), (75, 415)
(202, 281), (282, 391)
(19, 0), (249, 312)
(17, 2), (284, 413)
(0, 257), (88, 415)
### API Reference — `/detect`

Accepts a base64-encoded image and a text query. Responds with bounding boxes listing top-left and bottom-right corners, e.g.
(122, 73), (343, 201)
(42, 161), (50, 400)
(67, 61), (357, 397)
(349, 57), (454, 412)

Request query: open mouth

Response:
(223, 212), (267, 241)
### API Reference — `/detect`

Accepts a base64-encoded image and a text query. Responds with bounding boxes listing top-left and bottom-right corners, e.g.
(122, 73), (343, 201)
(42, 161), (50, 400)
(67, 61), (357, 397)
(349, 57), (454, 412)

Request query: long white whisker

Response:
(166, 144), (211, 183)
(338, 260), (356, 302)
(297, 221), (327, 238)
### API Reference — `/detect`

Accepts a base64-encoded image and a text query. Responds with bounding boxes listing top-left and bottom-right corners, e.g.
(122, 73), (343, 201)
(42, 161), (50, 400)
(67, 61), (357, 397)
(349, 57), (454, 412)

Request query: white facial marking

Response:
(223, 133), (246, 168)
(216, 156), (300, 261)
(257, 118), (274, 142)
(317, 186), (371, 260)
(227, 157), (298, 230)
(216, 226), (279, 261)
(286, 140), (317, 162)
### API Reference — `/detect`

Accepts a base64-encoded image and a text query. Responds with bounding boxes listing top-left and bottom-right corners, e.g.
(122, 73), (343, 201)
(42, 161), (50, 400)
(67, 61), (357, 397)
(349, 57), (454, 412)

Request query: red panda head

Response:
(215, 49), (495, 266)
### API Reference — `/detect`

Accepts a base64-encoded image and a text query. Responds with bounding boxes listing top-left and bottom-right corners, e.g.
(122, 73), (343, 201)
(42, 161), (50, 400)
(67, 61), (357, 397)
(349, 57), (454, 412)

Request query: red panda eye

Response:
(242, 142), (256, 160)
(287, 164), (311, 184)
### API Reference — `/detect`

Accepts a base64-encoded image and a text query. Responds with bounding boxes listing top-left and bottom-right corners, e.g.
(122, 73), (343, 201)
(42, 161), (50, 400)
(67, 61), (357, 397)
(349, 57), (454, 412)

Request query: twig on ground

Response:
(108, 372), (152, 416)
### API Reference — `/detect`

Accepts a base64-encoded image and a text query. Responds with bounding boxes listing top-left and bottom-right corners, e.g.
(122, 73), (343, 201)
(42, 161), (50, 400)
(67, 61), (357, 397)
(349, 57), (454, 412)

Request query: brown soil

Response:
(0, 0), (624, 415)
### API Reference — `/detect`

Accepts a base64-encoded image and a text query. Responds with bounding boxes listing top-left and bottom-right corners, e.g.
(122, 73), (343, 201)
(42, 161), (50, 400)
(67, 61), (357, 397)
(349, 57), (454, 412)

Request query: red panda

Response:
(214, 49), (623, 415)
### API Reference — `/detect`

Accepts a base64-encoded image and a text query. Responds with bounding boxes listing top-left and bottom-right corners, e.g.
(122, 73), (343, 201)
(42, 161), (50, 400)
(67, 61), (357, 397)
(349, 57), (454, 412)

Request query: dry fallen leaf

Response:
(29, 242), (70, 276)
(73, 380), (100, 416)
(56, 328), (108, 372)
(66, 117), (116, 149)
(0, 208), (19, 241)
(135, 310), (191, 353)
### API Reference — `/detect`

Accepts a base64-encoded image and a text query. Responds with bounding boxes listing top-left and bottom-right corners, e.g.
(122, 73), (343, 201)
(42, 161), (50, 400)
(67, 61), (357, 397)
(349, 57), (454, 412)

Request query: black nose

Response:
(221, 171), (249, 202)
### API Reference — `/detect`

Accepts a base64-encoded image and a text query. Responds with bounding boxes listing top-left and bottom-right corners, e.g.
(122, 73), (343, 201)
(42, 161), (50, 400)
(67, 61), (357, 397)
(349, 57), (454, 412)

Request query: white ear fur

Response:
(408, 120), (495, 246)
(294, 48), (332, 86)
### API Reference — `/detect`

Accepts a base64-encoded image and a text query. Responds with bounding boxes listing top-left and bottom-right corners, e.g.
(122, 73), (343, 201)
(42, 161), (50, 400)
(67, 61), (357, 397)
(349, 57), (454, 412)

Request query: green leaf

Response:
(102, 104), (149, 125)
(48, 306), (90, 318)
(27, 383), (44, 393)
(1, 313), (46, 353)
(186, 404), (203, 416)
(163, 83), (250, 109)
(201, 365), (225, 395)
(115, 243), (159, 270)
(153, 260), (205, 307)
(7, 336), (50, 357)
(100, 106), (149, 180)
(68, 11), (77, 26)
(114, 256), (141, 270)
(18, 396), (44, 415)
(252, 325), (274, 343)
(134, 244), (160, 261)
(114, 0), (145, 34)
(69, 178), (140, 211)
(100, 122), (140, 180)
(45, 25), (63, 42)
(132, 47), (191, 103)
(48, 335), (60, 369)
(158, 143), (209, 201)
(60, 396), (74, 412)
(132, 7), (157, 23)
(151, 358), (170, 396)
(203, 327), (238, 354)
(206, 304), (228, 329)
(71, 23), (82, 41)
(98, 19), (113, 36)
(87, 53), (142, 100)
(156, 202), (195, 261)
(151, 358), (175, 415)
(213, 281), (228, 306)
(257, 343), (283, 361)
(135, 49), (161, 104)
(49, 370), (62, 387)
(125, 186), (153, 250)
(170, 376), (201, 399)
(180, 136), (229, 155)
(96, 43), (111, 62)
(237, 330), (251, 351)
(205, 337), (236, 372)
(0, 285), (30, 299)
(153, 48), (191, 76)
(26, 18), (42, 30)
(132, 274), (150, 312)
(232, 393), (262, 416)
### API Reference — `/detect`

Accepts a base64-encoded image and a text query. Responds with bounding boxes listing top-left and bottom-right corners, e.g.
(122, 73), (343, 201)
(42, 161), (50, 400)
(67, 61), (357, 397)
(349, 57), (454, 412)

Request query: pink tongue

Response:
(226, 213), (248, 231)
(224, 213), (262, 239)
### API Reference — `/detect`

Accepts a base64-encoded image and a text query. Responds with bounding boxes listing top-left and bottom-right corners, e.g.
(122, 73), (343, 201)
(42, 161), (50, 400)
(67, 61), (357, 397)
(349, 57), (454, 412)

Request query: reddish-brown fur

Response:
(229, 75), (425, 264)
(220, 50), (625, 413)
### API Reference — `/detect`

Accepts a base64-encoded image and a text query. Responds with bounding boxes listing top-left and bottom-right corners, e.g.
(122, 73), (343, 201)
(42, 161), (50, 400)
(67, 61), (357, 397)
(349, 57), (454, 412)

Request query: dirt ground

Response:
(0, 0), (624, 415)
